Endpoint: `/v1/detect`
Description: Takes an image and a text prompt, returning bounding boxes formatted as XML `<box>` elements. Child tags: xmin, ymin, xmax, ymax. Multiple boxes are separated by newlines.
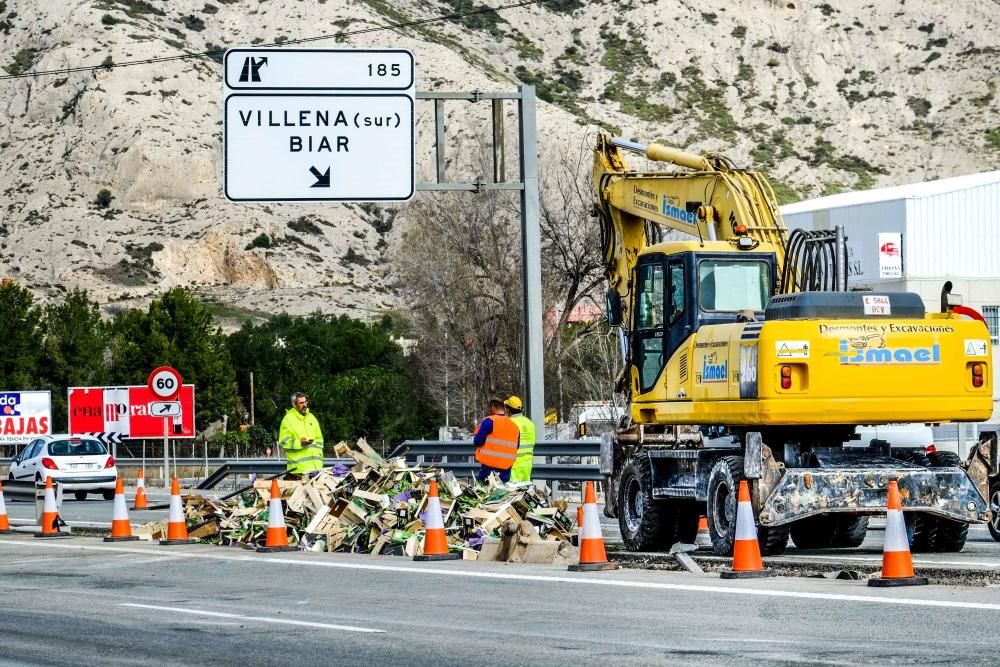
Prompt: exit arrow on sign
<box><xmin>310</xmin><ymin>166</ymin><xmax>330</xmax><ymax>188</ymax></box>
<box><xmin>150</xmin><ymin>401</ymin><xmax>182</xmax><ymax>417</ymax></box>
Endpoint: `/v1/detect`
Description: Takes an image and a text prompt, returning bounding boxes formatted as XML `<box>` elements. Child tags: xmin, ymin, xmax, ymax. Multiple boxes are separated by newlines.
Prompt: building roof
<box><xmin>780</xmin><ymin>170</ymin><xmax>1000</xmax><ymax>215</ymax></box>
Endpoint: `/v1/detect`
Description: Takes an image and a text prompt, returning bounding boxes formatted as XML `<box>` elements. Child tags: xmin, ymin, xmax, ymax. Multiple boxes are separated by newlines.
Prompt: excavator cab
<box><xmin>630</xmin><ymin>243</ymin><xmax>777</xmax><ymax>393</ymax></box>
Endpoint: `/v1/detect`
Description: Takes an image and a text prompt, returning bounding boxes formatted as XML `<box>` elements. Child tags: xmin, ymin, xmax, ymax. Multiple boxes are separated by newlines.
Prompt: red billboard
<box><xmin>68</xmin><ymin>385</ymin><xmax>196</xmax><ymax>439</ymax></box>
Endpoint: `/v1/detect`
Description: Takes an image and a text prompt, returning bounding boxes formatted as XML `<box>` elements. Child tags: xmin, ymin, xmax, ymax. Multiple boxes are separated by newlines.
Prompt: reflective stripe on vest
<box><xmin>286</xmin><ymin>443</ymin><xmax>325</xmax><ymax>473</ymax></box>
<box><xmin>475</xmin><ymin>415</ymin><xmax>520</xmax><ymax>470</ymax></box>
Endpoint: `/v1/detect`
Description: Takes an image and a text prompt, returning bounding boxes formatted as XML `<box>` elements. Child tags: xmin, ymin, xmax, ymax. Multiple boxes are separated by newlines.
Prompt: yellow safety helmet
<box><xmin>503</xmin><ymin>395</ymin><xmax>523</xmax><ymax>411</ymax></box>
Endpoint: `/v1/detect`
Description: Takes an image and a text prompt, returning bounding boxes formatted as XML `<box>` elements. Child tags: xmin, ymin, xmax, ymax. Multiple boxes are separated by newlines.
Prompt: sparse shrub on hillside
<box><xmin>986</xmin><ymin>128</ymin><xmax>1000</xmax><ymax>150</ymax></box>
<box><xmin>288</xmin><ymin>217</ymin><xmax>323</xmax><ymax>236</ymax></box>
<box><xmin>341</xmin><ymin>248</ymin><xmax>371</xmax><ymax>267</ymax></box>
<box><xmin>917</xmin><ymin>23</ymin><xmax>934</xmax><ymax>33</ymax></box>
<box><xmin>94</xmin><ymin>189</ymin><xmax>114</xmax><ymax>208</ymax></box>
<box><xmin>731</xmin><ymin>25</ymin><xmax>747</xmax><ymax>39</ymax></box>
<box><xmin>201</xmin><ymin>3</ymin><xmax>218</xmax><ymax>14</ymax></box>
<box><xmin>907</xmin><ymin>97</ymin><xmax>932</xmax><ymax>117</ymax></box>
<box><xmin>101</xmin><ymin>55</ymin><xmax>114</xmax><ymax>69</ymax></box>
<box><xmin>972</xmin><ymin>82</ymin><xmax>996</xmax><ymax>108</ymax></box>
<box><xmin>818</xmin><ymin>3</ymin><xmax>836</xmax><ymax>16</ymax></box>
<box><xmin>245</xmin><ymin>233</ymin><xmax>272</xmax><ymax>251</ymax></box>
<box><xmin>766</xmin><ymin>58</ymin><xmax>780</xmax><ymax>67</ymax></box>
<box><xmin>542</xmin><ymin>0</ymin><xmax>585</xmax><ymax>13</ymax></box>
<box><xmin>768</xmin><ymin>179</ymin><xmax>800</xmax><ymax>205</ymax></box>
<box><xmin>4</xmin><ymin>48</ymin><xmax>38</xmax><ymax>76</ymax></box>
<box><xmin>701</xmin><ymin>12</ymin><xmax>717</xmax><ymax>25</ymax></box>
<box><xmin>181</xmin><ymin>14</ymin><xmax>206</xmax><ymax>31</ymax></box>
<box><xmin>101</xmin><ymin>13</ymin><xmax>119</xmax><ymax>25</ymax></box>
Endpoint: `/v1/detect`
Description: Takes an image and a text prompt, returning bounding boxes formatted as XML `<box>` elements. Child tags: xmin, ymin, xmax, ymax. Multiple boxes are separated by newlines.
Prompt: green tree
<box><xmin>38</xmin><ymin>289</ymin><xmax>109</xmax><ymax>431</ymax></box>
<box><xmin>227</xmin><ymin>313</ymin><xmax>436</xmax><ymax>448</ymax></box>
<box><xmin>107</xmin><ymin>288</ymin><xmax>237</xmax><ymax>428</ymax></box>
<box><xmin>0</xmin><ymin>281</ymin><xmax>42</xmax><ymax>390</ymax></box>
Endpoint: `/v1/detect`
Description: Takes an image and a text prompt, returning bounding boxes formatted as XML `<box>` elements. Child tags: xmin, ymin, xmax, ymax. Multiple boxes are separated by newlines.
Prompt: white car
<box><xmin>8</xmin><ymin>435</ymin><xmax>118</xmax><ymax>500</ymax></box>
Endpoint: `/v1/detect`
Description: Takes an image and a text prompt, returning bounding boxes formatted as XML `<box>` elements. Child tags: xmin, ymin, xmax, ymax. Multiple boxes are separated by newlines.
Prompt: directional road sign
<box><xmin>150</xmin><ymin>401</ymin><xmax>182</xmax><ymax>418</ymax></box>
<box><xmin>223</xmin><ymin>48</ymin><xmax>415</xmax><ymax>202</ymax></box>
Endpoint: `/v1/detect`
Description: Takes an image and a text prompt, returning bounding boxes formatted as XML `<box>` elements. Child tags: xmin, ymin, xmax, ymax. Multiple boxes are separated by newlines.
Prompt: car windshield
<box><xmin>48</xmin><ymin>439</ymin><xmax>107</xmax><ymax>456</ymax></box>
<box><xmin>698</xmin><ymin>260</ymin><xmax>771</xmax><ymax>312</ymax></box>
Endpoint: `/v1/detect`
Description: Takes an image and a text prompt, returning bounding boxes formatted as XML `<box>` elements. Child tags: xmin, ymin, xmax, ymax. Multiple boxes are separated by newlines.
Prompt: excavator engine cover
<box><xmin>765</xmin><ymin>291</ymin><xmax>926</xmax><ymax>321</ymax></box>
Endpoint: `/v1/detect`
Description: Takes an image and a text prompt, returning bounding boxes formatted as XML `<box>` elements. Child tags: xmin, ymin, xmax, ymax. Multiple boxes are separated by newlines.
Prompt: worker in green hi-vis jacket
<box><xmin>504</xmin><ymin>395</ymin><xmax>536</xmax><ymax>483</ymax></box>
<box><xmin>278</xmin><ymin>392</ymin><xmax>325</xmax><ymax>477</ymax></box>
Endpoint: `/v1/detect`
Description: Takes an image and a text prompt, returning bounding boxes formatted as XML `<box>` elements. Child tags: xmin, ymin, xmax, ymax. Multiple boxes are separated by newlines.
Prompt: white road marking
<box><xmin>120</xmin><ymin>603</ymin><xmax>384</xmax><ymax>633</ymax></box>
<box><xmin>3</xmin><ymin>539</ymin><xmax>1000</xmax><ymax>612</ymax></box>
<box><xmin>781</xmin><ymin>554</ymin><xmax>1000</xmax><ymax>568</ymax></box>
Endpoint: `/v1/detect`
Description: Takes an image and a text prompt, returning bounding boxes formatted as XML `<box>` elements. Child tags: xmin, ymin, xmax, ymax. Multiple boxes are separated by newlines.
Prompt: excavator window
<box><xmin>697</xmin><ymin>259</ymin><xmax>771</xmax><ymax>312</ymax></box>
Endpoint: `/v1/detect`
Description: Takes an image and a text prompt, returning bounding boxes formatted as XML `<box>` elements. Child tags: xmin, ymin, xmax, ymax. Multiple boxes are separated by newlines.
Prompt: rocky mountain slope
<box><xmin>2</xmin><ymin>0</ymin><xmax>998</xmax><ymax>317</ymax></box>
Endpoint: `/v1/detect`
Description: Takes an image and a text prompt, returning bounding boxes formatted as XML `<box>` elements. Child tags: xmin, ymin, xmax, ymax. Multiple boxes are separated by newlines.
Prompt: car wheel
<box><xmin>74</xmin><ymin>490</ymin><xmax>88</xmax><ymax>501</ymax></box>
<box><xmin>102</xmin><ymin>489</ymin><xmax>115</xmax><ymax>501</ymax></box>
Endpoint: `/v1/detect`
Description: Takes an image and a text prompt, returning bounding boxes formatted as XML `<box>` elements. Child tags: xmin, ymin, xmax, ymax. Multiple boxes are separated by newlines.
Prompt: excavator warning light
<box><xmin>734</xmin><ymin>224</ymin><xmax>748</xmax><ymax>235</ymax></box>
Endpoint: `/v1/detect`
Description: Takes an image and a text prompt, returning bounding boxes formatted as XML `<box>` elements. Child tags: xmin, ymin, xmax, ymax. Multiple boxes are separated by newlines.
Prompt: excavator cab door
<box><xmin>632</xmin><ymin>255</ymin><xmax>666</xmax><ymax>394</ymax></box>
<box><xmin>631</xmin><ymin>253</ymin><xmax>695</xmax><ymax>394</ymax></box>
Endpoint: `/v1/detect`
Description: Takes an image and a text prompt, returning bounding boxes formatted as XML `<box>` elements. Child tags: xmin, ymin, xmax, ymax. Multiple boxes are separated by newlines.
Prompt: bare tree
<box><xmin>393</xmin><ymin>131</ymin><xmax>611</xmax><ymax>428</ymax></box>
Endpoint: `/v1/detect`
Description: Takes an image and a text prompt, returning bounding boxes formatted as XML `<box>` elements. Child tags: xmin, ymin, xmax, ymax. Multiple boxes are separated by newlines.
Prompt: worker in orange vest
<box><xmin>472</xmin><ymin>398</ymin><xmax>520</xmax><ymax>483</ymax></box>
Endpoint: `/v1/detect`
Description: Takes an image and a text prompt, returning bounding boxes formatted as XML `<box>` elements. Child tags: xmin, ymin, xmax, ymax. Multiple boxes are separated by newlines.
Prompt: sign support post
<box><xmin>163</xmin><ymin>418</ymin><xmax>170</xmax><ymax>489</ymax></box>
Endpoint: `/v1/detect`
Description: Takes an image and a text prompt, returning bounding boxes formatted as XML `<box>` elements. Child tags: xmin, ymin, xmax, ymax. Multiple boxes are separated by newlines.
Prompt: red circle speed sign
<box><xmin>148</xmin><ymin>366</ymin><xmax>183</xmax><ymax>400</ymax></box>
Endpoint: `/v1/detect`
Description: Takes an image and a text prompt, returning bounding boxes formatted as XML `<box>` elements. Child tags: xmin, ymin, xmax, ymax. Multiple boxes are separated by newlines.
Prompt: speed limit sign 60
<box><xmin>148</xmin><ymin>366</ymin><xmax>183</xmax><ymax>400</ymax></box>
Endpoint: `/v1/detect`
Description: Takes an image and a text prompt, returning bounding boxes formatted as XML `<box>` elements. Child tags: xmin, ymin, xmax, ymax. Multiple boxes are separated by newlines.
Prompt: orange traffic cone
<box><xmin>258</xmin><ymin>479</ymin><xmax>296</xmax><ymax>553</ymax></box>
<box><xmin>869</xmin><ymin>480</ymin><xmax>928</xmax><ymax>587</ymax></box>
<box><xmin>105</xmin><ymin>478</ymin><xmax>139</xmax><ymax>542</ymax></box>
<box><xmin>720</xmin><ymin>481</ymin><xmax>774</xmax><ymax>579</ymax></box>
<box><xmin>159</xmin><ymin>477</ymin><xmax>196</xmax><ymax>545</ymax></box>
<box><xmin>414</xmin><ymin>479</ymin><xmax>460</xmax><ymax>561</ymax></box>
<box><xmin>569</xmin><ymin>481</ymin><xmax>619</xmax><ymax>571</ymax></box>
<box><xmin>0</xmin><ymin>481</ymin><xmax>11</xmax><ymax>534</ymax></box>
<box><xmin>133</xmin><ymin>469</ymin><xmax>148</xmax><ymax>510</ymax></box>
<box><xmin>35</xmin><ymin>477</ymin><xmax>70</xmax><ymax>538</ymax></box>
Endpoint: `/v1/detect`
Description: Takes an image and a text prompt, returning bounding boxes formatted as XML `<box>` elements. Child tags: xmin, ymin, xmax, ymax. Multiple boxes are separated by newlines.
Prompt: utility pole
<box><xmin>249</xmin><ymin>372</ymin><xmax>255</xmax><ymax>426</ymax></box>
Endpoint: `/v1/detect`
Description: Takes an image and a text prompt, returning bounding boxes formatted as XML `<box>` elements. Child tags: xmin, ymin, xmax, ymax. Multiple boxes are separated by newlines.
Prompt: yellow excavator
<box><xmin>593</xmin><ymin>132</ymin><xmax>996</xmax><ymax>554</ymax></box>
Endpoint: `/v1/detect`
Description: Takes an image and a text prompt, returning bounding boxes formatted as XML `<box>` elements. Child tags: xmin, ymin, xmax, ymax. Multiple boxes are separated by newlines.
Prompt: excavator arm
<box><xmin>593</xmin><ymin>132</ymin><xmax>847</xmax><ymax>332</ymax></box>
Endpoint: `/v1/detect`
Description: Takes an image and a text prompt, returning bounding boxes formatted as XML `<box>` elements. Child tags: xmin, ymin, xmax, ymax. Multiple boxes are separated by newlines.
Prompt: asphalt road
<box><xmin>6</xmin><ymin>493</ymin><xmax>1000</xmax><ymax>571</ymax></box>
<box><xmin>1</xmin><ymin>536</ymin><xmax>999</xmax><ymax>666</ymax></box>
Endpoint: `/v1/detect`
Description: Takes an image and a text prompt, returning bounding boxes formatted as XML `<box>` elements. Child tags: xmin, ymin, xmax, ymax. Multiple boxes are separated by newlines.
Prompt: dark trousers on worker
<box><xmin>476</xmin><ymin>465</ymin><xmax>511</xmax><ymax>483</ymax></box>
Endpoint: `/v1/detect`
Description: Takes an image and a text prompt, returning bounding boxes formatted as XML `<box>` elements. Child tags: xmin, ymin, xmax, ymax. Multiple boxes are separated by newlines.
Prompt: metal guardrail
<box><xmin>390</xmin><ymin>439</ymin><xmax>602</xmax><ymax>482</ymax></box>
<box><xmin>195</xmin><ymin>458</ymin><xmax>356</xmax><ymax>490</ymax></box>
<box><xmin>2</xmin><ymin>479</ymin><xmax>45</xmax><ymax>500</ymax></box>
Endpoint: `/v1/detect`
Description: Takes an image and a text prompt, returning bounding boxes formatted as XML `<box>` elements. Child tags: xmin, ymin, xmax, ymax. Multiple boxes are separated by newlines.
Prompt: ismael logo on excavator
<box><xmin>592</xmin><ymin>131</ymin><xmax>995</xmax><ymax>557</ymax></box>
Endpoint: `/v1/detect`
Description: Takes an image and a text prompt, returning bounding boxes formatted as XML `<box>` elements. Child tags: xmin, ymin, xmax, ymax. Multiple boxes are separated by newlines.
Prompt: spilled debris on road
<box><xmin>137</xmin><ymin>439</ymin><xmax>578</xmax><ymax>564</ymax></box>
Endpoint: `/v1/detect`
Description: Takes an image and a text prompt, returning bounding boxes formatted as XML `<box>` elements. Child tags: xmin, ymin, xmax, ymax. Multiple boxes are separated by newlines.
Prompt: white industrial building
<box><xmin>781</xmin><ymin>171</ymin><xmax>1000</xmax><ymax>437</ymax></box>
